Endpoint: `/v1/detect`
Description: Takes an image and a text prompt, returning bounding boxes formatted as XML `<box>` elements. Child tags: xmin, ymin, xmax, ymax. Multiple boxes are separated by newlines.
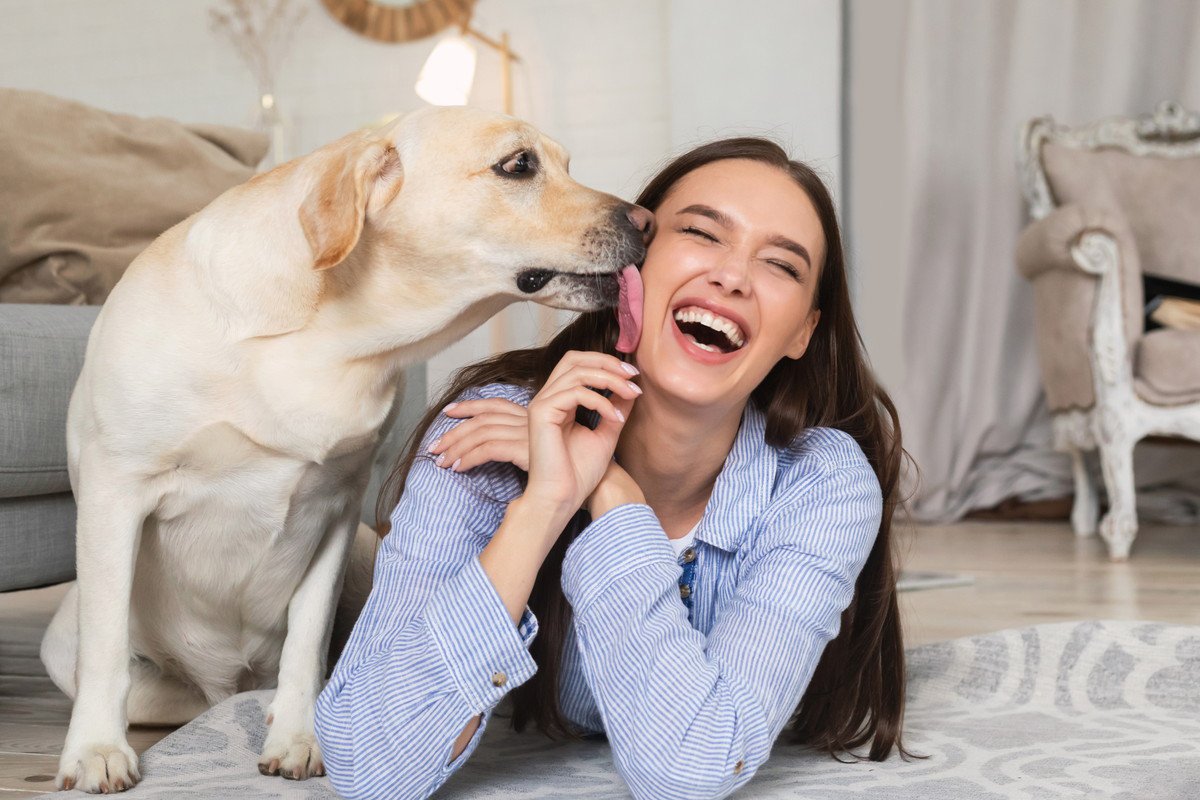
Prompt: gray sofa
<box><xmin>0</xmin><ymin>304</ymin><xmax>98</xmax><ymax>590</ymax></box>
<box><xmin>0</xmin><ymin>302</ymin><xmax>426</xmax><ymax>593</ymax></box>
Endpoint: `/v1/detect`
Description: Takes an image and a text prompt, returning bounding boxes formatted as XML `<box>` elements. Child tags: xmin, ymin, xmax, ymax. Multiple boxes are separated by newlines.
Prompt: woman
<box><xmin>314</xmin><ymin>138</ymin><xmax>909</xmax><ymax>800</ymax></box>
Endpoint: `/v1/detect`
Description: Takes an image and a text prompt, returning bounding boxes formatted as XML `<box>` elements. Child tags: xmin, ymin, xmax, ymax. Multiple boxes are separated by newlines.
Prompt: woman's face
<box><xmin>632</xmin><ymin>158</ymin><xmax>824</xmax><ymax>410</ymax></box>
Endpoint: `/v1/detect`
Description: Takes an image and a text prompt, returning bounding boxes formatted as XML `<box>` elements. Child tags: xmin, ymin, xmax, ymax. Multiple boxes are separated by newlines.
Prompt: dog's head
<box><xmin>298</xmin><ymin>106</ymin><xmax>651</xmax><ymax>313</ymax></box>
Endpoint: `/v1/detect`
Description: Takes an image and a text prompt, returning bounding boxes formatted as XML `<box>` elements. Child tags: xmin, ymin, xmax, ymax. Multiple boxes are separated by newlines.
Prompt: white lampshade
<box><xmin>415</xmin><ymin>35</ymin><xmax>477</xmax><ymax>106</ymax></box>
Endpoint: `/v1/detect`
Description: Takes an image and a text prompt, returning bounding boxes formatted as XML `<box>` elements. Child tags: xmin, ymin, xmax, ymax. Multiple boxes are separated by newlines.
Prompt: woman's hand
<box><xmin>585</xmin><ymin>459</ymin><xmax>647</xmax><ymax>519</ymax></box>
<box><xmin>428</xmin><ymin>398</ymin><xmax>530</xmax><ymax>473</ymax></box>
<box><xmin>429</xmin><ymin>381</ymin><xmax>648</xmax><ymax>519</ymax></box>
<box><xmin>522</xmin><ymin>351</ymin><xmax>642</xmax><ymax>515</ymax></box>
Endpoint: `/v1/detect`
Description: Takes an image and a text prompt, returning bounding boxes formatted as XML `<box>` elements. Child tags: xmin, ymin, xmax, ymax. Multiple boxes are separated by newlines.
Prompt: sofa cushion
<box><xmin>0</xmin><ymin>492</ymin><xmax>76</xmax><ymax>591</ymax></box>
<box><xmin>0</xmin><ymin>304</ymin><xmax>99</xmax><ymax>497</ymax></box>
<box><xmin>0</xmin><ymin>89</ymin><xmax>268</xmax><ymax>304</ymax></box>
<box><xmin>1134</xmin><ymin>328</ymin><xmax>1200</xmax><ymax>405</ymax></box>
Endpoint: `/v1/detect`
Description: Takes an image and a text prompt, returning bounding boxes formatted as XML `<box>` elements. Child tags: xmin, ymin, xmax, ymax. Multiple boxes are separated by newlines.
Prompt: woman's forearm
<box><xmin>448</xmin><ymin>493</ymin><xmax>574</xmax><ymax>763</ymax></box>
<box><xmin>478</xmin><ymin>493</ymin><xmax>576</xmax><ymax>625</ymax></box>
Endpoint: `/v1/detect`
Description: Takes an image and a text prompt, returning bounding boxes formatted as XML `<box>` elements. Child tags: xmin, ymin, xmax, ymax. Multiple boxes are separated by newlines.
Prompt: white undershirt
<box><xmin>668</xmin><ymin>521</ymin><xmax>700</xmax><ymax>558</ymax></box>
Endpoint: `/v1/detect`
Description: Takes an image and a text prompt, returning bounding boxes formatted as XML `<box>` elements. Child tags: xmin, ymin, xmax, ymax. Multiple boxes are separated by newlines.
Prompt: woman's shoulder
<box><xmin>767</xmin><ymin>426</ymin><xmax>881</xmax><ymax>516</ymax></box>
<box><xmin>777</xmin><ymin>426</ymin><xmax>874</xmax><ymax>477</ymax></box>
<box><xmin>750</xmin><ymin>427</ymin><xmax>883</xmax><ymax>553</ymax></box>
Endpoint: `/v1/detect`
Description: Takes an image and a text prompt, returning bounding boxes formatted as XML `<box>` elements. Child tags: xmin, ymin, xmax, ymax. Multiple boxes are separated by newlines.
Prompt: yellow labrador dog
<box><xmin>40</xmin><ymin>106</ymin><xmax>651</xmax><ymax>793</ymax></box>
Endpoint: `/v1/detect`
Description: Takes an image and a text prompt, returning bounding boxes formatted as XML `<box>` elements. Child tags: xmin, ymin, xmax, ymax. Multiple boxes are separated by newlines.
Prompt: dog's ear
<box><xmin>299</xmin><ymin>138</ymin><xmax>403</xmax><ymax>271</ymax></box>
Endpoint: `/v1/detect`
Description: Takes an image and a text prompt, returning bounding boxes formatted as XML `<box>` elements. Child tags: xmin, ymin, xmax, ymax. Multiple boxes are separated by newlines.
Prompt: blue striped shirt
<box><xmin>314</xmin><ymin>382</ymin><xmax>883</xmax><ymax>800</ymax></box>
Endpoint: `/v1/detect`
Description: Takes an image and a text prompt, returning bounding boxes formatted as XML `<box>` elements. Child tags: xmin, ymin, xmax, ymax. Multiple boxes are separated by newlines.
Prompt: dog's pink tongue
<box><xmin>615</xmin><ymin>264</ymin><xmax>643</xmax><ymax>354</ymax></box>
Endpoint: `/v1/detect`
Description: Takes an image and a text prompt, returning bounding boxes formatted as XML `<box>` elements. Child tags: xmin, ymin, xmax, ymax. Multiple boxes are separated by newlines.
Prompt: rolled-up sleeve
<box><xmin>560</xmin><ymin>459</ymin><xmax>882</xmax><ymax>800</ymax></box>
<box><xmin>314</xmin><ymin>389</ymin><xmax>538</xmax><ymax>800</ymax></box>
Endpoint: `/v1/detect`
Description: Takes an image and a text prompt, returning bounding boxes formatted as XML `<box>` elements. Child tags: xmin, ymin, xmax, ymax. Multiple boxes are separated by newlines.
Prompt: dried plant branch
<box><xmin>209</xmin><ymin>0</ymin><xmax>307</xmax><ymax>98</ymax></box>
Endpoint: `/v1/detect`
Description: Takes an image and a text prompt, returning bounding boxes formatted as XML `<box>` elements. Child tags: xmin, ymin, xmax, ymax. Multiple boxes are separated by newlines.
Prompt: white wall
<box><xmin>0</xmin><ymin>0</ymin><xmax>841</xmax><ymax>404</ymax></box>
<box><xmin>667</xmin><ymin>0</ymin><xmax>842</xmax><ymax>201</ymax></box>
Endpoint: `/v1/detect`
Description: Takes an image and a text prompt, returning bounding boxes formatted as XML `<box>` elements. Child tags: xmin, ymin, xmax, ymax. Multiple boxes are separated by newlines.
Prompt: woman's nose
<box><xmin>708</xmin><ymin>254</ymin><xmax>752</xmax><ymax>296</ymax></box>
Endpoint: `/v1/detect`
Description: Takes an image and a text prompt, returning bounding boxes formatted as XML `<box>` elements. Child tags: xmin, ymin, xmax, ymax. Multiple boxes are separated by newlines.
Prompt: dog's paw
<box><xmin>258</xmin><ymin>731</ymin><xmax>325</xmax><ymax>780</ymax></box>
<box><xmin>57</xmin><ymin>742</ymin><xmax>141</xmax><ymax>793</ymax></box>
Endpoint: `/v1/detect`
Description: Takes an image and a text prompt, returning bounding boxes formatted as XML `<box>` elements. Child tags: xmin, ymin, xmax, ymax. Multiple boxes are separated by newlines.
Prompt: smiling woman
<box><xmin>315</xmin><ymin>137</ymin><xmax>911</xmax><ymax>800</ymax></box>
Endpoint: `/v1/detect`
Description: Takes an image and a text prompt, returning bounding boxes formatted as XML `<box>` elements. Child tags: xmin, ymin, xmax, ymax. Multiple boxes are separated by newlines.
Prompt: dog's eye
<box><xmin>495</xmin><ymin>151</ymin><xmax>536</xmax><ymax>177</ymax></box>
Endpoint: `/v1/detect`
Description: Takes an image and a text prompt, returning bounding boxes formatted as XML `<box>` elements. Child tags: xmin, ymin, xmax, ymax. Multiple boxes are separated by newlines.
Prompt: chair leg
<box><xmin>1069</xmin><ymin>447</ymin><xmax>1098</xmax><ymax>537</ymax></box>
<box><xmin>1097</xmin><ymin>436</ymin><xmax>1138</xmax><ymax>561</ymax></box>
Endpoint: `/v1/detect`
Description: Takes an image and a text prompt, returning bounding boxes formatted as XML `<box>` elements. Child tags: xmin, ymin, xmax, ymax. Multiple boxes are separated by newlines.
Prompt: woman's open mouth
<box><xmin>669</xmin><ymin>304</ymin><xmax>748</xmax><ymax>365</ymax></box>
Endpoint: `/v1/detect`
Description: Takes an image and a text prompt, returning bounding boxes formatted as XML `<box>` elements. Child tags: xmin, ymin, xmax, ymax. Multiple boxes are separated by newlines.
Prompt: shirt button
<box><xmin>682</xmin><ymin>547</ymin><xmax>697</xmax><ymax>563</ymax></box>
<box><xmin>733</xmin><ymin>759</ymin><xmax>745</xmax><ymax>774</ymax></box>
<box><xmin>491</xmin><ymin>671</ymin><xmax>507</xmax><ymax>687</ymax></box>
<box><xmin>679</xmin><ymin>584</ymin><xmax>691</xmax><ymax>599</ymax></box>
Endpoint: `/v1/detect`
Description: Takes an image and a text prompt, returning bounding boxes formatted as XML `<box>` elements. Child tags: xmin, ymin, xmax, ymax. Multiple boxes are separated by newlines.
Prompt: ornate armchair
<box><xmin>1016</xmin><ymin>102</ymin><xmax>1200</xmax><ymax>561</ymax></box>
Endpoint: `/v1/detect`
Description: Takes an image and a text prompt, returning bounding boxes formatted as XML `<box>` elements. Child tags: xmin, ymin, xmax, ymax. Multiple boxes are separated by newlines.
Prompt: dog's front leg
<box><xmin>56</xmin><ymin>463</ymin><xmax>152</xmax><ymax>793</ymax></box>
<box><xmin>258</xmin><ymin>514</ymin><xmax>360</xmax><ymax>780</ymax></box>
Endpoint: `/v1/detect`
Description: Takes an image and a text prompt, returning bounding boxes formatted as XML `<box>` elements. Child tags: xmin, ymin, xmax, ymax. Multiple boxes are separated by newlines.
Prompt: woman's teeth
<box><xmin>672</xmin><ymin>306</ymin><xmax>746</xmax><ymax>350</ymax></box>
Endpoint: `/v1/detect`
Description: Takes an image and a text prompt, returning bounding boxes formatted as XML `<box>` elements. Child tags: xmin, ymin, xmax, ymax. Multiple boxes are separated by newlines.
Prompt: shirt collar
<box><xmin>694</xmin><ymin>401</ymin><xmax>777</xmax><ymax>553</ymax></box>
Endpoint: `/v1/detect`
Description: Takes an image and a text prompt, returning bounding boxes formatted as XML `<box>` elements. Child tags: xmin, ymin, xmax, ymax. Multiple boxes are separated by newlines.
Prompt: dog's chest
<box><xmin>241</xmin><ymin>348</ymin><xmax>402</xmax><ymax>466</ymax></box>
<box><xmin>156</xmin><ymin>419</ymin><xmax>371</xmax><ymax>526</ymax></box>
<box><xmin>141</xmin><ymin>424</ymin><xmax>373</xmax><ymax>672</ymax></box>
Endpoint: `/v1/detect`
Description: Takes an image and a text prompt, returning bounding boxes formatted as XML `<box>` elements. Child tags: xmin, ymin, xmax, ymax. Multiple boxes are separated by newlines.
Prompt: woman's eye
<box><xmin>496</xmin><ymin>151</ymin><xmax>534</xmax><ymax>176</ymax></box>
<box><xmin>682</xmin><ymin>226</ymin><xmax>717</xmax><ymax>242</ymax></box>
<box><xmin>769</xmin><ymin>260</ymin><xmax>801</xmax><ymax>278</ymax></box>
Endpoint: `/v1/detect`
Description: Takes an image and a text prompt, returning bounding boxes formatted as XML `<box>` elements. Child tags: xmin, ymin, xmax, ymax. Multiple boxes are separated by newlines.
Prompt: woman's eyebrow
<box><xmin>766</xmin><ymin>234</ymin><xmax>812</xmax><ymax>269</ymax></box>
<box><xmin>677</xmin><ymin>203</ymin><xmax>733</xmax><ymax>228</ymax></box>
<box><xmin>677</xmin><ymin>204</ymin><xmax>811</xmax><ymax>269</ymax></box>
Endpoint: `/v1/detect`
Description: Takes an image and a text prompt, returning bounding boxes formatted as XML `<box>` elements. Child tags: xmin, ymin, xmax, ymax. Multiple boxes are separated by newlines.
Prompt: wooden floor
<box><xmin>2</xmin><ymin>520</ymin><xmax>1198</xmax><ymax>797</ymax></box>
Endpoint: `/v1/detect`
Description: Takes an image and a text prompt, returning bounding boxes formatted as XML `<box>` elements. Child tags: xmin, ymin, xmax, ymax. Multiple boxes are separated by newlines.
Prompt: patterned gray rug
<box><xmin>42</xmin><ymin>620</ymin><xmax>1200</xmax><ymax>799</ymax></box>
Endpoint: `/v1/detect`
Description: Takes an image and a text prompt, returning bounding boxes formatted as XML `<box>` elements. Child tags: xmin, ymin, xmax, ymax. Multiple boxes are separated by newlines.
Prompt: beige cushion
<box><xmin>1043</xmin><ymin>142</ymin><xmax>1200</xmax><ymax>288</ymax></box>
<box><xmin>1038</xmin><ymin>142</ymin><xmax>1200</xmax><ymax>408</ymax></box>
<box><xmin>1134</xmin><ymin>328</ymin><xmax>1200</xmax><ymax>405</ymax></box>
<box><xmin>1015</xmin><ymin>204</ymin><xmax>1144</xmax><ymax>411</ymax></box>
<box><xmin>1041</xmin><ymin>144</ymin><xmax>1152</xmax><ymax>348</ymax></box>
<box><xmin>0</xmin><ymin>89</ymin><xmax>268</xmax><ymax>304</ymax></box>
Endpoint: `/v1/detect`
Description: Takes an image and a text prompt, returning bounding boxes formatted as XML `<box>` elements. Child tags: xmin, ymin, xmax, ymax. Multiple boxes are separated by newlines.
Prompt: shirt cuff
<box><xmin>424</xmin><ymin>555</ymin><xmax>539</xmax><ymax>713</ymax></box>
<box><xmin>560</xmin><ymin>502</ymin><xmax>677</xmax><ymax>613</ymax></box>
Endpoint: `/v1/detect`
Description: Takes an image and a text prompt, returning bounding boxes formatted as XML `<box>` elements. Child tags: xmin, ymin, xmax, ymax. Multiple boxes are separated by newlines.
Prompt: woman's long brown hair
<box><xmin>376</xmin><ymin>138</ymin><xmax>913</xmax><ymax>761</ymax></box>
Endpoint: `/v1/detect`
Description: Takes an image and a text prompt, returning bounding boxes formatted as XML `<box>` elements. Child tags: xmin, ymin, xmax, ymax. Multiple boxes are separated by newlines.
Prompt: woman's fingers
<box><xmin>432</xmin><ymin>424</ymin><xmax>529</xmax><ymax>472</ymax></box>
<box><xmin>543</xmin><ymin>350</ymin><xmax>638</xmax><ymax>393</ymax></box>
<box><xmin>431</xmin><ymin>401</ymin><xmax>526</xmax><ymax>450</ymax></box>
<box><xmin>542</xmin><ymin>366</ymin><xmax>643</xmax><ymax>404</ymax></box>
<box><xmin>431</xmin><ymin>412</ymin><xmax>525</xmax><ymax>450</ymax></box>
<box><xmin>535</xmin><ymin>383</ymin><xmax>630</xmax><ymax>426</ymax></box>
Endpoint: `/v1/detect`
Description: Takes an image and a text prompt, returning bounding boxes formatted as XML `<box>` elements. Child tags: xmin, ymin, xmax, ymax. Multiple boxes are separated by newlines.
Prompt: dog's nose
<box><xmin>625</xmin><ymin>205</ymin><xmax>655</xmax><ymax>240</ymax></box>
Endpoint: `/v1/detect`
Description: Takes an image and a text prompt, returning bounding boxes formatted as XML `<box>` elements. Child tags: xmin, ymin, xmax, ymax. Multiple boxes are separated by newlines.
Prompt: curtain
<box><xmin>851</xmin><ymin>0</ymin><xmax>1200</xmax><ymax>522</ymax></box>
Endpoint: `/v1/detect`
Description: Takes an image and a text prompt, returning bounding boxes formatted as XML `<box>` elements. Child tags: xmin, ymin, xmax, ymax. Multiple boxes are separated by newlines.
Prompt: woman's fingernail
<box><xmin>451</xmin><ymin>458</ymin><xmax>462</xmax><ymax>471</ymax></box>
<box><xmin>627</xmin><ymin>381</ymin><xmax>642</xmax><ymax>394</ymax></box>
<box><xmin>620</xmin><ymin>362</ymin><xmax>639</xmax><ymax>376</ymax></box>
<box><xmin>435</xmin><ymin>453</ymin><xmax>446</xmax><ymax>466</ymax></box>
<box><xmin>615</xmin><ymin>408</ymin><xmax>625</xmax><ymax>422</ymax></box>
<box><xmin>443</xmin><ymin>402</ymin><xmax>458</xmax><ymax>413</ymax></box>
<box><xmin>428</xmin><ymin>437</ymin><xmax>441</xmax><ymax>453</ymax></box>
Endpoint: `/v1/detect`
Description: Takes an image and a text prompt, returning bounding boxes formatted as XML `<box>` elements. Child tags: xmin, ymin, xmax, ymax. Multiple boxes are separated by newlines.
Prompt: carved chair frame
<box><xmin>1017</xmin><ymin>102</ymin><xmax>1200</xmax><ymax>560</ymax></box>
